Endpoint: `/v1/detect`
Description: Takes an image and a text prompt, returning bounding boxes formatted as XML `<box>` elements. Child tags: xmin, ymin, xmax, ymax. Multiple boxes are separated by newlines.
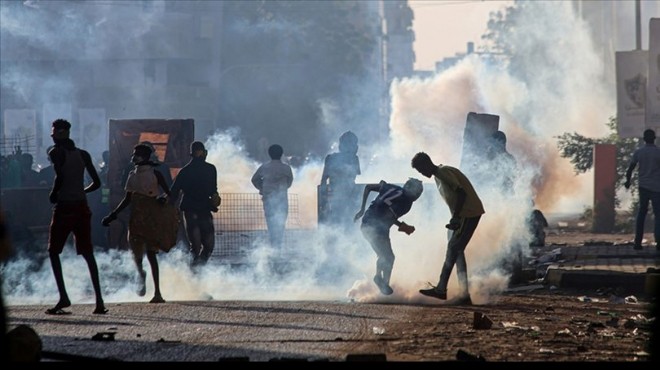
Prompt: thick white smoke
<box><xmin>3</xmin><ymin>2</ymin><xmax>616</xmax><ymax>307</ymax></box>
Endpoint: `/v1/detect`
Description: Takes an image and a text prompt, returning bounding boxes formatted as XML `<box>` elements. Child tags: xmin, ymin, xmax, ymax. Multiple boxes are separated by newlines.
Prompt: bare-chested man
<box><xmin>46</xmin><ymin>118</ymin><xmax>107</xmax><ymax>315</ymax></box>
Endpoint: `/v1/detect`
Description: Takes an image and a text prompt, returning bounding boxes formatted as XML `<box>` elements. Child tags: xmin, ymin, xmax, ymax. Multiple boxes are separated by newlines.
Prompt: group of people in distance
<box><xmin>44</xmin><ymin>118</ymin><xmax>219</xmax><ymax>313</ymax></box>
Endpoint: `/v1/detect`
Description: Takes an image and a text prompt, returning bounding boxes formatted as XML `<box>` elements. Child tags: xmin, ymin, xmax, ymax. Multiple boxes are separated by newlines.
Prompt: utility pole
<box><xmin>636</xmin><ymin>0</ymin><xmax>641</xmax><ymax>50</ymax></box>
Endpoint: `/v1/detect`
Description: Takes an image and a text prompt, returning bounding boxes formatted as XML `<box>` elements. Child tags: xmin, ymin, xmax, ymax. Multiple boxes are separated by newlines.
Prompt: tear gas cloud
<box><xmin>2</xmin><ymin>2</ymin><xmax>618</xmax><ymax>306</ymax></box>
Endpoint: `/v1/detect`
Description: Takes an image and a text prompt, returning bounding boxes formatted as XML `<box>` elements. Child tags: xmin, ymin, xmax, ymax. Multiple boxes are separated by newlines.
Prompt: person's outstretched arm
<box><xmin>81</xmin><ymin>150</ymin><xmax>101</xmax><ymax>193</ymax></box>
<box><xmin>155</xmin><ymin>170</ymin><xmax>170</xmax><ymax>197</ymax></box>
<box><xmin>251</xmin><ymin>166</ymin><xmax>263</xmax><ymax>193</ymax></box>
<box><xmin>354</xmin><ymin>183</ymin><xmax>380</xmax><ymax>222</ymax></box>
<box><xmin>102</xmin><ymin>192</ymin><xmax>132</xmax><ymax>226</ymax></box>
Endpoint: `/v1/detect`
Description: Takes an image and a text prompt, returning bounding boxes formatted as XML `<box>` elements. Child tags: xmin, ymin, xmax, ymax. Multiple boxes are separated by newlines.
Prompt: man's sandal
<box><xmin>45</xmin><ymin>308</ymin><xmax>72</xmax><ymax>315</ymax></box>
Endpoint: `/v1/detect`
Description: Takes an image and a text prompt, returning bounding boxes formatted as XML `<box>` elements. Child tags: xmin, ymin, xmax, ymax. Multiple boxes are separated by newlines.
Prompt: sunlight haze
<box><xmin>410</xmin><ymin>0</ymin><xmax>513</xmax><ymax>70</ymax></box>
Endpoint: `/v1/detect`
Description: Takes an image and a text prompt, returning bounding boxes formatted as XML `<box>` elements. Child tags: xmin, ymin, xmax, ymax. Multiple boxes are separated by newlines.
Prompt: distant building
<box><xmin>573</xmin><ymin>0</ymin><xmax>659</xmax><ymax>85</ymax></box>
<box><xmin>0</xmin><ymin>0</ymin><xmax>418</xmax><ymax>163</ymax></box>
<box><xmin>435</xmin><ymin>42</ymin><xmax>475</xmax><ymax>73</ymax></box>
<box><xmin>426</xmin><ymin>2</ymin><xmax>660</xmax><ymax>82</ymax></box>
<box><xmin>382</xmin><ymin>0</ymin><xmax>416</xmax><ymax>83</ymax></box>
<box><xmin>0</xmin><ymin>0</ymin><xmax>225</xmax><ymax>165</ymax></box>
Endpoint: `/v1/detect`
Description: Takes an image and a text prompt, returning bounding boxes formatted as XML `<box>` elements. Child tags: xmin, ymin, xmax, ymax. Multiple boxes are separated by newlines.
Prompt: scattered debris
<box><xmin>91</xmin><ymin>332</ymin><xmax>115</xmax><ymax>342</ymax></box>
<box><xmin>501</xmin><ymin>322</ymin><xmax>540</xmax><ymax>333</ymax></box>
<box><xmin>473</xmin><ymin>312</ymin><xmax>493</xmax><ymax>330</ymax></box>
<box><xmin>605</xmin><ymin>317</ymin><xmax>619</xmax><ymax>327</ymax></box>
<box><xmin>555</xmin><ymin>328</ymin><xmax>573</xmax><ymax>337</ymax></box>
<box><xmin>587</xmin><ymin>322</ymin><xmax>606</xmax><ymax>332</ymax></box>
<box><xmin>456</xmin><ymin>349</ymin><xmax>486</xmax><ymax>362</ymax></box>
<box><xmin>155</xmin><ymin>338</ymin><xmax>181</xmax><ymax>343</ymax></box>
<box><xmin>608</xmin><ymin>295</ymin><xmax>625</xmax><ymax>304</ymax></box>
<box><xmin>624</xmin><ymin>295</ymin><xmax>638</xmax><ymax>304</ymax></box>
<box><xmin>529</xmin><ymin>248</ymin><xmax>562</xmax><ymax>265</ymax></box>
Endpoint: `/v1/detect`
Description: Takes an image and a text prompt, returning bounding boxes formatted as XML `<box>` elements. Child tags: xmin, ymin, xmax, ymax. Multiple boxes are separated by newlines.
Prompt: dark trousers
<box><xmin>360</xmin><ymin>222</ymin><xmax>394</xmax><ymax>285</ymax></box>
<box><xmin>437</xmin><ymin>215</ymin><xmax>481</xmax><ymax>296</ymax></box>
<box><xmin>182</xmin><ymin>210</ymin><xmax>215</xmax><ymax>266</ymax></box>
<box><xmin>635</xmin><ymin>187</ymin><xmax>660</xmax><ymax>246</ymax></box>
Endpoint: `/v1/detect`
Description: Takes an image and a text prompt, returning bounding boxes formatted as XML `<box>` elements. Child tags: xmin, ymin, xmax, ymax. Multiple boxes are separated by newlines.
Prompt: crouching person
<box><xmin>354</xmin><ymin>178</ymin><xmax>423</xmax><ymax>295</ymax></box>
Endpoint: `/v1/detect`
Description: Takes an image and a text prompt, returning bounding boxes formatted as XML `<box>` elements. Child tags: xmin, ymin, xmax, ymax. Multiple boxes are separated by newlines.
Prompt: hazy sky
<box><xmin>410</xmin><ymin>0</ymin><xmax>513</xmax><ymax>70</ymax></box>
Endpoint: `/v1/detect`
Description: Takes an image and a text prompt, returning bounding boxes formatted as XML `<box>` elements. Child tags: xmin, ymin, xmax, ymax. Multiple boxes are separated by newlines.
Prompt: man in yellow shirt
<box><xmin>411</xmin><ymin>152</ymin><xmax>485</xmax><ymax>305</ymax></box>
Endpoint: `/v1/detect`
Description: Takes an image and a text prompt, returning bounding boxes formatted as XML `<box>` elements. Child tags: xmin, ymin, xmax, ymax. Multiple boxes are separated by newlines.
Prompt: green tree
<box><xmin>555</xmin><ymin>116</ymin><xmax>640</xmax><ymax>213</ymax></box>
<box><xmin>556</xmin><ymin>117</ymin><xmax>637</xmax><ymax>186</ymax></box>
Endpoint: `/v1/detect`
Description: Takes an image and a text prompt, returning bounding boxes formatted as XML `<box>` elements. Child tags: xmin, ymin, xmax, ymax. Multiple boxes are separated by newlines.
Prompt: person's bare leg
<box><xmin>82</xmin><ymin>253</ymin><xmax>107</xmax><ymax>314</ymax></box>
<box><xmin>48</xmin><ymin>252</ymin><xmax>71</xmax><ymax>310</ymax></box>
<box><xmin>132</xmin><ymin>245</ymin><xmax>147</xmax><ymax>297</ymax></box>
<box><xmin>146</xmin><ymin>251</ymin><xmax>164</xmax><ymax>303</ymax></box>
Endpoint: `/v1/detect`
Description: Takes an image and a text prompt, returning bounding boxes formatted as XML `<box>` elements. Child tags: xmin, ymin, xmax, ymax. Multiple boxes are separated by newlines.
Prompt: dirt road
<box><xmin>4</xmin><ymin>231</ymin><xmax>658</xmax><ymax>362</ymax></box>
<box><xmin>4</xmin><ymin>288</ymin><xmax>655</xmax><ymax>362</ymax></box>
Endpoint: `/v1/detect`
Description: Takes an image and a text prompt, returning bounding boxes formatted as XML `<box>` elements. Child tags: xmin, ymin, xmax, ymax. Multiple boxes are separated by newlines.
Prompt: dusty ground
<box><xmin>4</xmin><ymin>231</ymin><xmax>657</xmax><ymax>362</ymax></box>
<box><xmin>383</xmin><ymin>290</ymin><xmax>654</xmax><ymax>362</ymax></box>
<box><xmin>380</xmin><ymin>230</ymin><xmax>657</xmax><ymax>362</ymax></box>
<box><xmin>545</xmin><ymin>230</ymin><xmax>638</xmax><ymax>246</ymax></box>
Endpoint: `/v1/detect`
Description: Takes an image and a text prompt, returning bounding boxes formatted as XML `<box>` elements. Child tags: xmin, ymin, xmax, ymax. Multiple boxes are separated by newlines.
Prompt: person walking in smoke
<box><xmin>411</xmin><ymin>152</ymin><xmax>484</xmax><ymax>305</ymax></box>
<box><xmin>354</xmin><ymin>178</ymin><xmax>423</xmax><ymax>295</ymax></box>
<box><xmin>102</xmin><ymin>144</ymin><xmax>178</xmax><ymax>303</ymax></box>
<box><xmin>317</xmin><ymin>131</ymin><xmax>361</xmax><ymax>282</ymax></box>
<box><xmin>486</xmin><ymin>130</ymin><xmax>525</xmax><ymax>284</ymax></box>
<box><xmin>319</xmin><ymin>131</ymin><xmax>361</xmax><ymax>227</ymax></box>
<box><xmin>169</xmin><ymin>141</ymin><xmax>220</xmax><ymax>268</ymax></box>
<box><xmin>528</xmin><ymin>207</ymin><xmax>548</xmax><ymax>247</ymax></box>
<box><xmin>624</xmin><ymin>128</ymin><xmax>660</xmax><ymax>251</ymax></box>
<box><xmin>251</xmin><ymin>144</ymin><xmax>294</xmax><ymax>250</ymax></box>
<box><xmin>45</xmin><ymin>119</ymin><xmax>107</xmax><ymax>315</ymax></box>
<box><xmin>487</xmin><ymin>130</ymin><xmax>517</xmax><ymax>191</ymax></box>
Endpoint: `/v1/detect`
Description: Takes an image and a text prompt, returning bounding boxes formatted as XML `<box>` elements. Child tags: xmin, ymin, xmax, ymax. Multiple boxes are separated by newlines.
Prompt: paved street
<box><xmin>7</xmin><ymin>300</ymin><xmax>437</xmax><ymax>362</ymax></box>
<box><xmin>4</xmin><ymin>241</ymin><xmax>660</xmax><ymax>362</ymax></box>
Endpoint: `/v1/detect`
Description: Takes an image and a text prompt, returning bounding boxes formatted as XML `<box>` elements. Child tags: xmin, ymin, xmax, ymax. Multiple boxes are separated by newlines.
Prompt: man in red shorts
<box><xmin>46</xmin><ymin>118</ymin><xmax>107</xmax><ymax>315</ymax></box>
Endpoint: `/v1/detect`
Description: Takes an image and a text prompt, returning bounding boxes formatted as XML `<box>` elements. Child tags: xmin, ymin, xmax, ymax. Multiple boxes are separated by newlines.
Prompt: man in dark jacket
<box><xmin>169</xmin><ymin>141</ymin><xmax>219</xmax><ymax>268</ymax></box>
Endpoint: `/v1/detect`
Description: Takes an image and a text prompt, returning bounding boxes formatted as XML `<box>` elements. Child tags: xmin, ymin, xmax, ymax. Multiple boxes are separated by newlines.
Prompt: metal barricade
<box><xmin>211</xmin><ymin>193</ymin><xmax>301</xmax><ymax>262</ymax></box>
